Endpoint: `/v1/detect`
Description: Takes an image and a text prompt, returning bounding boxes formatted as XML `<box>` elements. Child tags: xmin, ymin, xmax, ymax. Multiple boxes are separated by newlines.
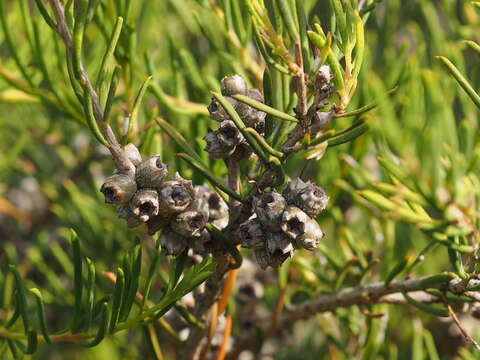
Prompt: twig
<box><xmin>444</xmin><ymin>297</ymin><xmax>480</xmax><ymax>350</ymax></box>
<box><xmin>47</xmin><ymin>0</ymin><xmax>134</xmax><ymax>176</ymax></box>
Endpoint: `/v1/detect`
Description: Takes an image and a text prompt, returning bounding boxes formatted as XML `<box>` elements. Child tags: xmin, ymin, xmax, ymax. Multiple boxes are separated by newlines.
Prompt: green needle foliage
<box><xmin>1</xmin><ymin>0</ymin><xmax>480</xmax><ymax>359</ymax></box>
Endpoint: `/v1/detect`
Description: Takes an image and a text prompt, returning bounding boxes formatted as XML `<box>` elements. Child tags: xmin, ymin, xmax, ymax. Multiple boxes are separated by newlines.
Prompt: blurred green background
<box><xmin>1</xmin><ymin>0</ymin><xmax>480</xmax><ymax>359</ymax></box>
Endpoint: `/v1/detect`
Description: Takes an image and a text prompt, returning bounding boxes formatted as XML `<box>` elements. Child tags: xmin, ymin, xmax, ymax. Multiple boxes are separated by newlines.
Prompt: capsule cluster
<box><xmin>204</xmin><ymin>75</ymin><xmax>266</xmax><ymax>160</ymax></box>
<box><xmin>100</xmin><ymin>144</ymin><xmax>228</xmax><ymax>256</ymax></box>
<box><xmin>238</xmin><ymin>178</ymin><xmax>329</xmax><ymax>269</ymax></box>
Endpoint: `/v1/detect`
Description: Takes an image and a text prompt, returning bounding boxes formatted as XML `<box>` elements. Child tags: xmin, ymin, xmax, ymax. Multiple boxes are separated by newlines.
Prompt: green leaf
<box><xmin>29</xmin><ymin>288</ymin><xmax>51</xmax><ymax>344</ymax></box>
<box><xmin>70</xmin><ymin>229</ymin><xmax>84</xmax><ymax>333</ymax></box>
<box><xmin>232</xmin><ymin>94</ymin><xmax>297</xmax><ymax>123</ymax></box>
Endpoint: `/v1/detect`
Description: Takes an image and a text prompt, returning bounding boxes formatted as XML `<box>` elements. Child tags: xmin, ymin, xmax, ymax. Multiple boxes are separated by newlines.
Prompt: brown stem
<box><xmin>230</xmin><ymin>276</ymin><xmax>473</xmax><ymax>357</ymax></box>
<box><xmin>47</xmin><ymin>0</ymin><xmax>134</xmax><ymax>176</ymax></box>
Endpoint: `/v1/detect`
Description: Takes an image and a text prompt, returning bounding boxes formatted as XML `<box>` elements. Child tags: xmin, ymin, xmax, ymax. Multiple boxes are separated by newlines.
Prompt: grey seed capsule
<box><xmin>236</xmin><ymin>88</ymin><xmax>266</xmax><ymax>134</ymax></box>
<box><xmin>193</xmin><ymin>186</ymin><xmax>229</xmax><ymax>229</ymax></box>
<box><xmin>117</xmin><ymin>204</ymin><xmax>142</xmax><ymax>228</ymax></box>
<box><xmin>159</xmin><ymin>227</ymin><xmax>188</xmax><ymax>256</ymax></box>
<box><xmin>158</xmin><ymin>173</ymin><xmax>195</xmax><ymax>215</ymax></box>
<box><xmin>135</xmin><ymin>156</ymin><xmax>168</xmax><ymax>188</ymax></box>
<box><xmin>266</xmin><ymin>231</ymin><xmax>294</xmax><ymax>256</ymax></box>
<box><xmin>191</xmin><ymin>228</ymin><xmax>213</xmax><ymax>255</ymax></box>
<box><xmin>130</xmin><ymin>189</ymin><xmax>159</xmax><ymax>222</ymax></box>
<box><xmin>171</xmin><ymin>210</ymin><xmax>206</xmax><ymax>238</ymax></box>
<box><xmin>101</xmin><ymin>173</ymin><xmax>137</xmax><ymax>204</ymax></box>
<box><xmin>146</xmin><ymin>215</ymin><xmax>170</xmax><ymax>235</ymax></box>
<box><xmin>220</xmin><ymin>75</ymin><xmax>247</xmax><ymax>96</ymax></box>
<box><xmin>254</xmin><ymin>248</ymin><xmax>271</xmax><ymax>270</ymax></box>
<box><xmin>238</xmin><ymin>216</ymin><xmax>264</xmax><ymax>249</ymax></box>
<box><xmin>281</xmin><ymin>206</ymin><xmax>310</xmax><ymax>239</ymax></box>
<box><xmin>217</xmin><ymin>120</ymin><xmax>244</xmax><ymax>148</ymax></box>
<box><xmin>253</xmin><ymin>191</ymin><xmax>286</xmax><ymax>232</ymax></box>
<box><xmin>283</xmin><ymin>178</ymin><xmax>329</xmax><ymax>218</ymax></box>
<box><xmin>203</xmin><ymin>131</ymin><xmax>235</xmax><ymax>159</ymax></box>
<box><xmin>123</xmin><ymin>143</ymin><xmax>143</xmax><ymax>166</ymax></box>
<box><xmin>295</xmin><ymin>217</ymin><xmax>324</xmax><ymax>251</ymax></box>
<box><xmin>207</xmin><ymin>97</ymin><xmax>238</xmax><ymax>122</ymax></box>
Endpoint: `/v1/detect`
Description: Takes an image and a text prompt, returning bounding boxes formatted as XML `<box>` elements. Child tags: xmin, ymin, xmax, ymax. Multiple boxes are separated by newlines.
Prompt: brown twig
<box><xmin>47</xmin><ymin>0</ymin><xmax>134</xmax><ymax>176</ymax></box>
<box><xmin>444</xmin><ymin>297</ymin><xmax>480</xmax><ymax>350</ymax></box>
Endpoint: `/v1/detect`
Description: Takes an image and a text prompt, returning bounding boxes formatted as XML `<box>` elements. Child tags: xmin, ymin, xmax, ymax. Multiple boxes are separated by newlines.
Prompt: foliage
<box><xmin>1</xmin><ymin>0</ymin><xmax>480</xmax><ymax>359</ymax></box>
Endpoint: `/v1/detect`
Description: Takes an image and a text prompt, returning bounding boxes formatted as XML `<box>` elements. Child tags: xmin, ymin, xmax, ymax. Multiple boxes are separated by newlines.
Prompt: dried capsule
<box><xmin>217</xmin><ymin>120</ymin><xmax>244</xmax><ymax>148</ymax></box>
<box><xmin>231</xmin><ymin>141</ymin><xmax>252</xmax><ymax>161</ymax></box>
<box><xmin>194</xmin><ymin>186</ymin><xmax>229</xmax><ymax>229</ymax></box>
<box><xmin>236</xmin><ymin>88</ymin><xmax>266</xmax><ymax>133</ymax></box>
<box><xmin>238</xmin><ymin>216</ymin><xmax>264</xmax><ymax>249</ymax></box>
<box><xmin>207</xmin><ymin>97</ymin><xmax>238</xmax><ymax>122</ymax></box>
<box><xmin>281</xmin><ymin>206</ymin><xmax>324</xmax><ymax>250</ymax></box>
<box><xmin>159</xmin><ymin>227</ymin><xmax>188</xmax><ymax>256</ymax></box>
<box><xmin>191</xmin><ymin>228</ymin><xmax>213</xmax><ymax>255</ymax></box>
<box><xmin>203</xmin><ymin>131</ymin><xmax>235</xmax><ymax>159</ymax></box>
<box><xmin>266</xmin><ymin>231</ymin><xmax>294</xmax><ymax>257</ymax></box>
<box><xmin>254</xmin><ymin>248</ymin><xmax>271</xmax><ymax>270</ymax></box>
<box><xmin>101</xmin><ymin>173</ymin><xmax>137</xmax><ymax>204</ymax></box>
<box><xmin>158</xmin><ymin>173</ymin><xmax>195</xmax><ymax>215</ymax></box>
<box><xmin>117</xmin><ymin>204</ymin><xmax>142</xmax><ymax>228</ymax></box>
<box><xmin>130</xmin><ymin>189</ymin><xmax>159</xmax><ymax>222</ymax></box>
<box><xmin>236</xmin><ymin>281</ymin><xmax>264</xmax><ymax>305</ymax></box>
<box><xmin>146</xmin><ymin>215</ymin><xmax>170</xmax><ymax>235</ymax></box>
<box><xmin>253</xmin><ymin>191</ymin><xmax>286</xmax><ymax>232</ymax></box>
<box><xmin>283</xmin><ymin>178</ymin><xmax>329</xmax><ymax>218</ymax></box>
<box><xmin>135</xmin><ymin>156</ymin><xmax>168</xmax><ymax>188</ymax></box>
<box><xmin>123</xmin><ymin>143</ymin><xmax>143</xmax><ymax>166</ymax></box>
<box><xmin>281</xmin><ymin>206</ymin><xmax>310</xmax><ymax>239</ymax></box>
<box><xmin>220</xmin><ymin>75</ymin><xmax>247</xmax><ymax>96</ymax></box>
<box><xmin>171</xmin><ymin>210</ymin><xmax>206</xmax><ymax>238</ymax></box>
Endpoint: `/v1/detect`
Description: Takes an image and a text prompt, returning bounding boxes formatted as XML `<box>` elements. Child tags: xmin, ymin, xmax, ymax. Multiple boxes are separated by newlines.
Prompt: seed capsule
<box><xmin>158</xmin><ymin>173</ymin><xmax>195</xmax><ymax>215</ymax></box>
<box><xmin>236</xmin><ymin>88</ymin><xmax>266</xmax><ymax>134</ymax></box>
<box><xmin>254</xmin><ymin>248</ymin><xmax>271</xmax><ymax>270</ymax></box>
<box><xmin>100</xmin><ymin>173</ymin><xmax>137</xmax><ymax>204</ymax></box>
<box><xmin>194</xmin><ymin>186</ymin><xmax>229</xmax><ymax>229</ymax></box>
<box><xmin>266</xmin><ymin>231</ymin><xmax>294</xmax><ymax>257</ymax></box>
<box><xmin>159</xmin><ymin>227</ymin><xmax>188</xmax><ymax>256</ymax></box>
<box><xmin>130</xmin><ymin>189</ymin><xmax>159</xmax><ymax>222</ymax></box>
<box><xmin>191</xmin><ymin>228</ymin><xmax>213</xmax><ymax>255</ymax></box>
<box><xmin>123</xmin><ymin>143</ymin><xmax>143</xmax><ymax>166</ymax></box>
<box><xmin>253</xmin><ymin>191</ymin><xmax>286</xmax><ymax>232</ymax></box>
<box><xmin>207</xmin><ymin>97</ymin><xmax>238</xmax><ymax>122</ymax></box>
<box><xmin>281</xmin><ymin>206</ymin><xmax>324</xmax><ymax>250</ymax></box>
<box><xmin>283</xmin><ymin>178</ymin><xmax>329</xmax><ymax>218</ymax></box>
<box><xmin>146</xmin><ymin>215</ymin><xmax>170</xmax><ymax>235</ymax></box>
<box><xmin>238</xmin><ymin>216</ymin><xmax>264</xmax><ymax>249</ymax></box>
<box><xmin>117</xmin><ymin>204</ymin><xmax>142</xmax><ymax>228</ymax></box>
<box><xmin>217</xmin><ymin>120</ymin><xmax>244</xmax><ymax>148</ymax></box>
<box><xmin>220</xmin><ymin>75</ymin><xmax>247</xmax><ymax>96</ymax></box>
<box><xmin>281</xmin><ymin>206</ymin><xmax>310</xmax><ymax>239</ymax></box>
<box><xmin>203</xmin><ymin>131</ymin><xmax>235</xmax><ymax>159</ymax></box>
<box><xmin>171</xmin><ymin>210</ymin><xmax>206</xmax><ymax>238</ymax></box>
<box><xmin>135</xmin><ymin>156</ymin><xmax>168</xmax><ymax>188</ymax></box>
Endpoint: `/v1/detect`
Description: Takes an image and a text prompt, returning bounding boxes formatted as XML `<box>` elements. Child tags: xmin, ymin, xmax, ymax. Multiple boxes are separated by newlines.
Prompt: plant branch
<box><xmin>47</xmin><ymin>0</ymin><xmax>134</xmax><ymax>176</ymax></box>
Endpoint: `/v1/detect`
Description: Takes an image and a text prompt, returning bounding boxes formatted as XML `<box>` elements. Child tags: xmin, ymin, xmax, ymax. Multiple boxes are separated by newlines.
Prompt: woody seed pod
<box><xmin>203</xmin><ymin>131</ymin><xmax>235</xmax><ymax>159</ymax></box>
<box><xmin>123</xmin><ymin>143</ymin><xmax>143</xmax><ymax>166</ymax></box>
<box><xmin>130</xmin><ymin>189</ymin><xmax>159</xmax><ymax>222</ymax></box>
<box><xmin>207</xmin><ymin>97</ymin><xmax>238</xmax><ymax>122</ymax></box>
<box><xmin>220</xmin><ymin>75</ymin><xmax>247</xmax><ymax>96</ymax></box>
<box><xmin>253</xmin><ymin>191</ymin><xmax>286</xmax><ymax>231</ymax></box>
<box><xmin>117</xmin><ymin>204</ymin><xmax>142</xmax><ymax>228</ymax></box>
<box><xmin>217</xmin><ymin>120</ymin><xmax>244</xmax><ymax>147</ymax></box>
<box><xmin>101</xmin><ymin>173</ymin><xmax>137</xmax><ymax>204</ymax></box>
<box><xmin>159</xmin><ymin>227</ymin><xmax>188</xmax><ymax>256</ymax></box>
<box><xmin>135</xmin><ymin>156</ymin><xmax>168</xmax><ymax>188</ymax></box>
<box><xmin>238</xmin><ymin>216</ymin><xmax>264</xmax><ymax>249</ymax></box>
<box><xmin>171</xmin><ymin>210</ymin><xmax>206</xmax><ymax>238</ymax></box>
<box><xmin>254</xmin><ymin>248</ymin><xmax>271</xmax><ymax>270</ymax></box>
<box><xmin>146</xmin><ymin>215</ymin><xmax>170</xmax><ymax>235</ymax></box>
<box><xmin>191</xmin><ymin>228</ymin><xmax>213</xmax><ymax>255</ymax></box>
<box><xmin>266</xmin><ymin>231</ymin><xmax>294</xmax><ymax>257</ymax></box>
<box><xmin>280</xmin><ymin>206</ymin><xmax>310</xmax><ymax>239</ymax></box>
<box><xmin>236</xmin><ymin>88</ymin><xmax>266</xmax><ymax>134</ymax></box>
<box><xmin>158</xmin><ymin>173</ymin><xmax>195</xmax><ymax>215</ymax></box>
<box><xmin>194</xmin><ymin>186</ymin><xmax>229</xmax><ymax>229</ymax></box>
<box><xmin>283</xmin><ymin>178</ymin><xmax>329</xmax><ymax>218</ymax></box>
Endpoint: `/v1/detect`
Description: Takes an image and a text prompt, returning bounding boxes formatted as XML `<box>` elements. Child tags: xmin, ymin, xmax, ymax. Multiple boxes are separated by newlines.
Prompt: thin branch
<box><xmin>47</xmin><ymin>0</ymin><xmax>134</xmax><ymax>176</ymax></box>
